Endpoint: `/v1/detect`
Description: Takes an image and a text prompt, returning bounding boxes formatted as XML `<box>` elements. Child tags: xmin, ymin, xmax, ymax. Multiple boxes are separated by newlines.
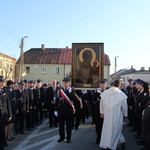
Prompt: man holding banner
<box><xmin>55</xmin><ymin>77</ymin><xmax>76</xmax><ymax>143</ymax></box>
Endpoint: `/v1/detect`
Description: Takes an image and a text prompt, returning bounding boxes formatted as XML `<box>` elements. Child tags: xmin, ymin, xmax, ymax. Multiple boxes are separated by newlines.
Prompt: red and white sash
<box><xmin>75</xmin><ymin>93</ymin><xmax>83</xmax><ymax>109</ymax></box>
<box><xmin>59</xmin><ymin>89</ymin><xmax>76</xmax><ymax>113</ymax></box>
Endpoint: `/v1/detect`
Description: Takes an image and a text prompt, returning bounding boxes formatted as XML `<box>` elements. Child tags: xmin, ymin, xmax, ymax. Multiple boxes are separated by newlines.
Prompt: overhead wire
<box><xmin>0</xmin><ymin>22</ymin><xmax>21</xmax><ymax>41</ymax></box>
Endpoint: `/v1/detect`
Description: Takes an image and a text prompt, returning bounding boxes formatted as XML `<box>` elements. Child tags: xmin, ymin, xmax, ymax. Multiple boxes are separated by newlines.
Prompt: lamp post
<box><xmin>19</xmin><ymin>36</ymin><xmax>27</xmax><ymax>81</ymax></box>
<box><xmin>114</xmin><ymin>56</ymin><xmax>119</xmax><ymax>80</ymax></box>
<box><xmin>114</xmin><ymin>56</ymin><xmax>119</xmax><ymax>73</ymax></box>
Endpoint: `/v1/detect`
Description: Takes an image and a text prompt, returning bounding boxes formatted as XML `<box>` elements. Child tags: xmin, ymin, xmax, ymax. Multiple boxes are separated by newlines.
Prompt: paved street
<box><xmin>5</xmin><ymin>117</ymin><xmax>141</xmax><ymax>150</ymax></box>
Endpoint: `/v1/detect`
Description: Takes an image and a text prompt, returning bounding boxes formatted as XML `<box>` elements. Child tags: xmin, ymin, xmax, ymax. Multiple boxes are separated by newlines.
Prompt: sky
<box><xmin>0</xmin><ymin>0</ymin><xmax>150</xmax><ymax>74</ymax></box>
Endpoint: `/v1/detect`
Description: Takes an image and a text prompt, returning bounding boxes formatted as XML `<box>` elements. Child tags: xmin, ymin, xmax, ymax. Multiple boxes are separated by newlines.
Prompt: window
<box><xmin>6</xmin><ymin>63</ymin><xmax>9</xmax><ymax>71</ymax></box>
<box><xmin>26</xmin><ymin>66</ymin><xmax>30</xmax><ymax>74</ymax></box>
<box><xmin>0</xmin><ymin>59</ymin><xmax>2</xmax><ymax>69</ymax></box>
<box><xmin>42</xmin><ymin>66</ymin><xmax>47</xmax><ymax>74</ymax></box>
<box><xmin>34</xmin><ymin>65</ymin><xmax>38</xmax><ymax>74</ymax></box>
<box><xmin>55</xmin><ymin>67</ymin><xmax>60</xmax><ymax>74</ymax></box>
<box><xmin>10</xmin><ymin>64</ymin><xmax>13</xmax><ymax>70</ymax></box>
<box><xmin>66</xmin><ymin>73</ymin><xmax>69</xmax><ymax>77</ymax></box>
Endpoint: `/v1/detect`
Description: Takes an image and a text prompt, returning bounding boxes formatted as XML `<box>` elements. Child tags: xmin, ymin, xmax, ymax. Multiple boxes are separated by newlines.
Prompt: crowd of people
<box><xmin>0</xmin><ymin>76</ymin><xmax>92</xmax><ymax>150</ymax></box>
<box><xmin>125</xmin><ymin>79</ymin><xmax>150</xmax><ymax>150</ymax></box>
<box><xmin>0</xmin><ymin>75</ymin><xmax>150</xmax><ymax>150</ymax></box>
<box><xmin>94</xmin><ymin>78</ymin><xmax>150</xmax><ymax>150</ymax></box>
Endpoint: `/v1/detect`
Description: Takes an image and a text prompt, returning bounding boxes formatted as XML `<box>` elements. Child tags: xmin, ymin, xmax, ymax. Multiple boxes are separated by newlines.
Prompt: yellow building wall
<box><xmin>0</xmin><ymin>53</ymin><xmax>16</xmax><ymax>81</ymax></box>
<box><xmin>18</xmin><ymin>64</ymin><xmax>109</xmax><ymax>85</ymax></box>
<box><xmin>21</xmin><ymin>64</ymin><xmax>71</xmax><ymax>84</ymax></box>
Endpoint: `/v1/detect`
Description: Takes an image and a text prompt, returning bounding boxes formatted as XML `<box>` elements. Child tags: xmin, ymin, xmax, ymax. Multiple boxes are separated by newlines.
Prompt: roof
<box><xmin>0</xmin><ymin>52</ymin><xmax>16</xmax><ymax>60</ymax></box>
<box><xmin>110</xmin><ymin>68</ymin><xmax>150</xmax><ymax>77</ymax></box>
<box><xmin>18</xmin><ymin>48</ymin><xmax>111</xmax><ymax>65</ymax></box>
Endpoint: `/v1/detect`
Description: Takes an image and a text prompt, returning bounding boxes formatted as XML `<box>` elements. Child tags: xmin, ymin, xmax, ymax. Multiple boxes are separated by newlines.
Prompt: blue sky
<box><xmin>0</xmin><ymin>0</ymin><xmax>150</xmax><ymax>74</ymax></box>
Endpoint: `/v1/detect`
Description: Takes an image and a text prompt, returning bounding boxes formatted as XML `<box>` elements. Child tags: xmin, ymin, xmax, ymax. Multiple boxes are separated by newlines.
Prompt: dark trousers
<box><xmin>128</xmin><ymin>107</ymin><xmax>134</xmax><ymax>125</ymax></box>
<box><xmin>95</xmin><ymin>117</ymin><xmax>103</xmax><ymax>142</ymax></box>
<box><xmin>59</xmin><ymin>113</ymin><xmax>73</xmax><ymax>140</ymax></box>
<box><xmin>0</xmin><ymin>122</ymin><xmax>5</xmax><ymax>150</ymax></box>
<box><xmin>34</xmin><ymin>107</ymin><xmax>39</xmax><ymax>124</ymax></box>
<box><xmin>74</xmin><ymin>109</ymin><xmax>81</xmax><ymax>128</ymax></box>
<box><xmin>49</xmin><ymin>109</ymin><xmax>58</xmax><ymax>127</ymax></box>
<box><xmin>15</xmin><ymin>111</ymin><xmax>25</xmax><ymax>133</ymax></box>
<box><xmin>39</xmin><ymin>106</ymin><xmax>43</xmax><ymax>123</ymax></box>
<box><xmin>144</xmin><ymin>143</ymin><xmax>150</xmax><ymax>150</ymax></box>
<box><xmin>81</xmin><ymin>108</ymin><xmax>85</xmax><ymax>123</ymax></box>
<box><xmin>26</xmin><ymin>111</ymin><xmax>32</xmax><ymax>130</ymax></box>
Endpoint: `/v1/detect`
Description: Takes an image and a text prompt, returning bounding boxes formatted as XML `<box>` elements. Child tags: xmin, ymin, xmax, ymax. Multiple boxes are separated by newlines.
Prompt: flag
<box><xmin>22</xmin><ymin>71</ymin><xmax>27</xmax><ymax>77</ymax></box>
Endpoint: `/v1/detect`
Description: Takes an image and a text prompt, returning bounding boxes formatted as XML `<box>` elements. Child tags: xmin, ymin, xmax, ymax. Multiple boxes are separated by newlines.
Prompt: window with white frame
<box><xmin>42</xmin><ymin>66</ymin><xmax>47</xmax><ymax>74</ymax></box>
<box><xmin>34</xmin><ymin>65</ymin><xmax>38</xmax><ymax>74</ymax></box>
<box><xmin>55</xmin><ymin>67</ymin><xmax>60</xmax><ymax>74</ymax></box>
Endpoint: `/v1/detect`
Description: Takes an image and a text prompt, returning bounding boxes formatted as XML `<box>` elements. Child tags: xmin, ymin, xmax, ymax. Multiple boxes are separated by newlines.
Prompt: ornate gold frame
<box><xmin>72</xmin><ymin>43</ymin><xmax>104</xmax><ymax>89</ymax></box>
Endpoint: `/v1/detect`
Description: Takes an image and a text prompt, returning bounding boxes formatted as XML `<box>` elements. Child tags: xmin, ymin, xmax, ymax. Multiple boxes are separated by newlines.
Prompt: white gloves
<box><xmin>54</xmin><ymin>111</ymin><xmax>58</xmax><ymax>117</ymax></box>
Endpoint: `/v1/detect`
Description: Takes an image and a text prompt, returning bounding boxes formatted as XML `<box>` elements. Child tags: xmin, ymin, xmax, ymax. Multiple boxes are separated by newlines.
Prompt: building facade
<box><xmin>0</xmin><ymin>53</ymin><xmax>16</xmax><ymax>81</ymax></box>
<box><xmin>16</xmin><ymin>45</ymin><xmax>111</xmax><ymax>84</ymax></box>
<box><xmin>110</xmin><ymin>67</ymin><xmax>150</xmax><ymax>86</ymax></box>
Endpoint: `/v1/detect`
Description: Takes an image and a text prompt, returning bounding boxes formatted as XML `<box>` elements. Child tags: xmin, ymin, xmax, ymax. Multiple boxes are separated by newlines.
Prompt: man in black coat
<box><xmin>126</xmin><ymin>79</ymin><xmax>133</xmax><ymax>126</ymax></box>
<box><xmin>92</xmin><ymin>78</ymin><xmax>107</xmax><ymax>144</ymax></box>
<box><xmin>0</xmin><ymin>76</ymin><xmax>12</xmax><ymax>150</ymax></box>
<box><xmin>36</xmin><ymin>79</ymin><xmax>44</xmax><ymax>124</ymax></box>
<box><xmin>46</xmin><ymin>80</ymin><xmax>59</xmax><ymax>127</ymax></box>
<box><xmin>15</xmin><ymin>82</ymin><xmax>27</xmax><ymax>134</ymax></box>
<box><xmin>55</xmin><ymin>77</ymin><xmax>76</xmax><ymax>143</ymax></box>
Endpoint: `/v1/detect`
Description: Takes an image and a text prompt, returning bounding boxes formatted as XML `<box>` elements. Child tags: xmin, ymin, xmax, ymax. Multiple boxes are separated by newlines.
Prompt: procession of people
<box><xmin>0</xmin><ymin>75</ymin><xmax>150</xmax><ymax>150</ymax></box>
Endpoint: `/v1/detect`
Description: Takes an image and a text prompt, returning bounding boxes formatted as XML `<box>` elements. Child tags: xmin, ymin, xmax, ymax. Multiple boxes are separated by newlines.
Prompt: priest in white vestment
<box><xmin>99</xmin><ymin>80</ymin><xmax>128</xmax><ymax>150</ymax></box>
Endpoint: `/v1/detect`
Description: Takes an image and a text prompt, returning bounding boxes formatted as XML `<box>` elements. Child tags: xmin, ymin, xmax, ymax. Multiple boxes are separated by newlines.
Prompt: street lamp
<box><xmin>19</xmin><ymin>36</ymin><xmax>28</xmax><ymax>81</ymax></box>
<box><xmin>114</xmin><ymin>56</ymin><xmax>119</xmax><ymax>73</ymax></box>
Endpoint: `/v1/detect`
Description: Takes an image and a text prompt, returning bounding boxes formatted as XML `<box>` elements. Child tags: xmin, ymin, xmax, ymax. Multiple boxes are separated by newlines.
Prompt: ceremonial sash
<box><xmin>59</xmin><ymin>89</ymin><xmax>76</xmax><ymax>113</ymax></box>
<box><xmin>75</xmin><ymin>93</ymin><xmax>83</xmax><ymax>109</ymax></box>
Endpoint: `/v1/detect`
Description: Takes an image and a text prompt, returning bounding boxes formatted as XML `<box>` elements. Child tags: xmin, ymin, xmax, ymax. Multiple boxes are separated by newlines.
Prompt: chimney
<box><xmin>41</xmin><ymin>44</ymin><xmax>45</xmax><ymax>50</ymax></box>
<box><xmin>66</xmin><ymin>46</ymin><xmax>68</xmax><ymax>49</ymax></box>
<box><xmin>140</xmin><ymin>67</ymin><xmax>145</xmax><ymax>71</ymax></box>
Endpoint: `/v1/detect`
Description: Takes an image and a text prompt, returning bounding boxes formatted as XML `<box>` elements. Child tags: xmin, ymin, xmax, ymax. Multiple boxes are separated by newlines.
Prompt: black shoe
<box><xmin>57</xmin><ymin>138</ymin><xmax>64</xmax><ymax>142</ymax></box>
<box><xmin>129</xmin><ymin>129</ymin><xmax>136</xmax><ymax>131</ymax></box>
<box><xmin>67</xmin><ymin>139</ymin><xmax>71</xmax><ymax>143</ymax></box>
<box><xmin>95</xmin><ymin>141</ymin><xmax>100</xmax><ymax>144</ymax></box>
<box><xmin>6</xmin><ymin>137</ymin><xmax>13</xmax><ymax>141</ymax></box>
<box><xmin>10</xmin><ymin>136</ymin><xmax>15</xmax><ymax>139</ymax></box>
<box><xmin>20</xmin><ymin>132</ymin><xmax>25</xmax><ymax>134</ymax></box>
<box><xmin>121</xmin><ymin>142</ymin><xmax>126</xmax><ymax>149</ymax></box>
<box><xmin>136</xmin><ymin>141</ymin><xmax>144</xmax><ymax>145</ymax></box>
<box><xmin>133</xmin><ymin>134</ymin><xmax>139</xmax><ymax>137</ymax></box>
<box><xmin>4</xmin><ymin>140</ymin><xmax>8</xmax><ymax>147</ymax></box>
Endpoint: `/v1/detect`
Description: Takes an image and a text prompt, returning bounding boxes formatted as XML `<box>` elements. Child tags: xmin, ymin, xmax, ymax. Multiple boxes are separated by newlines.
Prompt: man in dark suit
<box><xmin>0</xmin><ymin>76</ymin><xmax>12</xmax><ymax>150</ymax></box>
<box><xmin>55</xmin><ymin>77</ymin><xmax>76</xmax><ymax>143</ymax></box>
<box><xmin>126</xmin><ymin>79</ymin><xmax>134</xmax><ymax>126</ymax></box>
<box><xmin>15</xmin><ymin>82</ymin><xmax>27</xmax><ymax>134</ymax></box>
<box><xmin>36</xmin><ymin>79</ymin><xmax>44</xmax><ymax>124</ymax></box>
<box><xmin>46</xmin><ymin>80</ymin><xmax>59</xmax><ymax>127</ymax></box>
<box><xmin>92</xmin><ymin>78</ymin><xmax>107</xmax><ymax>144</ymax></box>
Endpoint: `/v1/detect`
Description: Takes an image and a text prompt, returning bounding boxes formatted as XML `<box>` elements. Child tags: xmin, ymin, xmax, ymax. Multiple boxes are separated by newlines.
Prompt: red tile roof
<box><xmin>21</xmin><ymin>48</ymin><xmax>110</xmax><ymax>65</ymax></box>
